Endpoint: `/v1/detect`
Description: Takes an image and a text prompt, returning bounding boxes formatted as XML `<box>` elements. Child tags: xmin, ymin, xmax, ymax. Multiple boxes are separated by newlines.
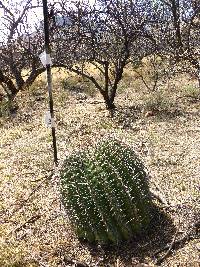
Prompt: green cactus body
<box><xmin>61</xmin><ymin>139</ymin><xmax>153</xmax><ymax>245</ymax></box>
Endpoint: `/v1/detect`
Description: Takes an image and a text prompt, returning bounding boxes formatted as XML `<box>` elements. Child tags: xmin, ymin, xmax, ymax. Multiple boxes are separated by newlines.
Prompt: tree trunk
<box><xmin>102</xmin><ymin>92</ymin><xmax>116</xmax><ymax>111</ymax></box>
<box><xmin>192</xmin><ymin>61</ymin><xmax>200</xmax><ymax>88</ymax></box>
<box><xmin>0</xmin><ymin>70</ymin><xmax>19</xmax><ymax>99</ymax></box>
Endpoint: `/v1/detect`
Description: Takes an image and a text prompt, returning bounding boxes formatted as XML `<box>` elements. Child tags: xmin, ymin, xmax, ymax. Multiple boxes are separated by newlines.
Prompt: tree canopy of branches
<box><xmin>51</xmin><ymin>0</ymin><xmax>155</xmax><ymax>109</ymax></box>
<box><xmin>0</xmin><ymin>0</ymin><xmax>199</xmax><ymax>109</ymax></box>
<box><xmin>150</xmin><ymin>0</ymin><xmax>200</xmax><ymax>85</ymax></box>
<box><xmin>0</xmin><ymin>0</ymin><xmax>45</xmax><ymax>100</ymax></box>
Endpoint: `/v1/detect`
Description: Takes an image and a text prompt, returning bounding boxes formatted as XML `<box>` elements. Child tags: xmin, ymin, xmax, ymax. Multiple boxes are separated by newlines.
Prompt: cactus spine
<box><xmin>61</xmin><ymin>139</ymin><xmax>152</xmax><ymax>244</ymax></box>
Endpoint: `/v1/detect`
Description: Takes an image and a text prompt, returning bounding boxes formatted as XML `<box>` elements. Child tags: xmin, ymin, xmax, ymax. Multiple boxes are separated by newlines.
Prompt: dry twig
<box><xmin>154</xmin><ymin>220</ymin><xmax>200</xmax><ymax>265</ymax></box>
<box><xmin>9</xmin><ymin>171</ymin><xmax>54</xmax><ymax>217</ymax></box>
<box><xmin>12</xmin><ymin>214</ymin><xmax>41</xmax><ymax>234</ymax></box>
<box><xmin>150</xmin><ymin>190</ymin><xmax>169</xmax><ymax>206</ymax></box>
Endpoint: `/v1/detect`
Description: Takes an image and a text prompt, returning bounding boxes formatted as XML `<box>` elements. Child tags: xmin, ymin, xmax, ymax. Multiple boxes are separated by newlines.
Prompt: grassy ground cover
<box><xmin>0</xmin><ymin>69</ymin><xmax>199</xmax><ymax>266</ymax></box>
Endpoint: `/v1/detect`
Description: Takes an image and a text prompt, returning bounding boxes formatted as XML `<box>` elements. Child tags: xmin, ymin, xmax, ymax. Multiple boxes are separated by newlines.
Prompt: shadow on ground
<box><xmin>79</xmin><ymin>206</ymin><xmax>176</xmax><ymax>266</ymax></box>
<box><xmin>111</xmin><ymin>104</ymin><xmax>198</xmax><ymax>130</ymax></box>
<box><xmin>112</xmin><ymin>105</ymin><xmax>142</xmax><ymax>129</ymax></box>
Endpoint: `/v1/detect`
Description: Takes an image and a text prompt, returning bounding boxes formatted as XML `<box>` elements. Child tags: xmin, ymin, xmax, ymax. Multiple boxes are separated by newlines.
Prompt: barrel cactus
<box><xmin>60</xmin><ymin>138</ymin><xmax>153</xmax><ymax>245</ymax></box>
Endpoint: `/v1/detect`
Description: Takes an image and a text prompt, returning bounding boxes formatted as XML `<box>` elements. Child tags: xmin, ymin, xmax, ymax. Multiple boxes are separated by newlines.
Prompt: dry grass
<box><xmin>0</xmin><ymin>69</ymin><xmax>199</xmax><ymax>267</ymax></box>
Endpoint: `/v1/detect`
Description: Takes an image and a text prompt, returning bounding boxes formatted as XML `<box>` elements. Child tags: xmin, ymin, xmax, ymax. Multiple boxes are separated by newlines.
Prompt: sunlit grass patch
<box><xmin>142</xmin><ymin>90</ymin><xmax>174</xmax><ymax>113</ymax></box>
<box><xmin>181</xmin><ymin>84</ymin><xmax>200</xmax><ymax>98</ymax></box>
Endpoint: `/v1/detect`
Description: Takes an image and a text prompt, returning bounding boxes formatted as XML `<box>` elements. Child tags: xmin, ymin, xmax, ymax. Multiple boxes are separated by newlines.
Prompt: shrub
<box><xmin>60</xmin><ymin>139</ymin><xmax>153</xmax><ymax>245</ymax></box>
<box><xmin>182</xmin><ymin>84</ymin><xmax>200</xmax><ymax>99</ymax></box>
<box><xmin>61</xmin><ymin>76</ymin><xmax>96</xmax><ymax>97</ymax></box>
<box><xmin>142</xmin><ymin>90</ymin><xmax>173</xmax><ymax>113</ymax></box>
<box><xmin>0</xmin><ymin>98</ymin><xmax>18</xmax><ymax>117</ymax></box>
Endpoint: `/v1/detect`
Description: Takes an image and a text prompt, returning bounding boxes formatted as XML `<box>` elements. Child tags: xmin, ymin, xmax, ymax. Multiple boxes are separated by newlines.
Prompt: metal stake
<box><xmin>42</xmin><ymin>0</ymin><xmax>58</xmax><ymax>166</ymax></box>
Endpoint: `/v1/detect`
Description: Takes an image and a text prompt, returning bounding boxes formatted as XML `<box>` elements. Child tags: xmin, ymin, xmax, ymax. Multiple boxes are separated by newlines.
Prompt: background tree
<box><xmin>0</xmin><ymin>0</ymin><xmax>199</xmax><ymax>111</ymax></box>
<box><xmin>0</xmin><ymin>0</ymin><xmax>45</xmax><ymax>101</ymax></box>
<box><xmin>152</xmin><ymin>0</ymin><xmax>200</xmax><ymax>86</ymax></box>
<box><xmin>52</xmin><ymin>0</ymin><xmax>154</xmax><ymax>110</ymax></box>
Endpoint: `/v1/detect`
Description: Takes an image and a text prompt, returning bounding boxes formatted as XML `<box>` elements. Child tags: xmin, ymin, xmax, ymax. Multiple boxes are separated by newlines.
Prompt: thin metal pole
<box><xmin>42</xmin><ymin>0</ymin><xmax>58</xmax><ymax>166</ymax></box>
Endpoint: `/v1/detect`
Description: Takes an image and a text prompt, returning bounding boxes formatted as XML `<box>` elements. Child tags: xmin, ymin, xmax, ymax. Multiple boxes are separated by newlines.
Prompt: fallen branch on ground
<box><xmin>150</xmin><ymin>179</ymin><xmax>170</xmax><ymax>206</ymax></box>
<box><xmin>7</xmin><ymin>214</ymin><xmax>42</xmax><ymax>237</ymax></box>
<box><xmin>8</xmin><ymin>170</ymin><xmax>55</xmax><ymax>218</ymax></box>
<box><xmin>150</xmin><ymin>189</ymin><xmax>169</xmax><ymax>206</ymax></box>
<box><xmin>153</xmin><ymin>219</ymin><xmax>200</xmax><ymax>265</ymax></box>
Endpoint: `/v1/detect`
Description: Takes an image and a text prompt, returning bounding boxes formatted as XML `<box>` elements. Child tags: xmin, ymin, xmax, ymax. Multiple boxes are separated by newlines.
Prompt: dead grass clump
<box><xmin>0</xmin><ymin>240</ymin><xmax>31</xmax><ymax>267</ymax></box>
<box><xmin>28</xmin><ymin>76</ymin><xmax>46</xmax><ymax>97</ymax></box>
<box><xmin>181</xmin><ymin>84</ymin><xmax>200</xmax><ymax>99</ymax></box>
<box><xmin>61</xmin><ymin>75</ymin><xmax>97</xmax><ymax>97</ymax></box>
<box><xmin>142</xmin><ymin>90</ymin><xmax>174</xmax><ymax>114</ymax></box>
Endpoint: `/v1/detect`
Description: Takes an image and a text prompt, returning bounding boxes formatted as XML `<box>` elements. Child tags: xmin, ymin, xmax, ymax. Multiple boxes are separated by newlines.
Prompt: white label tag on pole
<box><xmin>44</xmin><ymin>111</ymin><xmax>55</xmax><ymax>128</ymax></box>
<box><xmin>39</xmin><ymin>51</ymin><xmax>52</xmax><ymax>67</ymax></box>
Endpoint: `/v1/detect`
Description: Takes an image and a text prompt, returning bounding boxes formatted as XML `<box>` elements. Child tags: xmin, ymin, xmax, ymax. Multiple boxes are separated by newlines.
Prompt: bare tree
<box><xmin>51</xmin><ymin>0</ymin><xmax>153</xmax><ymax>110</ymax></box>
<box><xmin>1</xmin><ymin>0</ymin><xmax>198</xmax><ymax>111</ymax></box>
<box><xmin>152</xmin><ymin>0</ymin><xmax>200</xmax><ymax>86</ymax></box>
<box><xmin>0</xmin><ymin>0</ymin><xmax>45</xmax><ymax>101</ymax></box>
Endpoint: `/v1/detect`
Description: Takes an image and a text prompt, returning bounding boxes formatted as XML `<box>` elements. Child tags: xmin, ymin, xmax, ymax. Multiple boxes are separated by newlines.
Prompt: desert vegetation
<box><xmin>0</xmin><ymin>0</ymin><xmax>200</xmax><ymax>267</ymax></box>
<box><xmin>0</xmin><ymin>0</ymin><xmax>200</xmax><ymax>108</ymax></box>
